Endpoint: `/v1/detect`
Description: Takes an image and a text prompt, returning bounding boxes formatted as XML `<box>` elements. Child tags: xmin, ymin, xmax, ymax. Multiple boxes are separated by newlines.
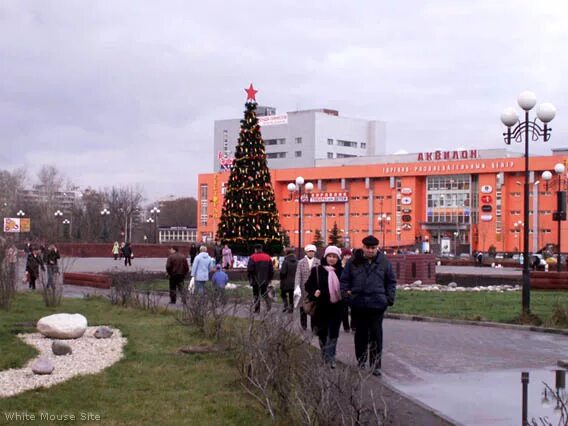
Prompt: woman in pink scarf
<box><xmin>305</xmin><ymin>245</ymin><xmax>344</xmax><ymax>368</ymax></box>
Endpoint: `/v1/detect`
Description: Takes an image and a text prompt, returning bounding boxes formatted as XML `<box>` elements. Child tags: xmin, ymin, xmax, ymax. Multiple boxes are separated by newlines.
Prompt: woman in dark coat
<box><xmin>26</xmin><ymin>246</ymin><xmax>45</xmax><ymax>290</ymax></box>
<box><xmin>279</xmin><ymin>248</ymin><xmax>298</xmax><ymax>313</ymax></box>
<box><xmin>305</xmin><ymin>245</ymin><xmax>344</xmax><ymax>368</ymax></box>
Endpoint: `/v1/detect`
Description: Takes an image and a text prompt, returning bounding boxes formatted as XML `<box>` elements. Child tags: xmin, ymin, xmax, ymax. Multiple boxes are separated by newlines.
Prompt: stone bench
<box><xmin>63</xmin><ymin>272</ymin><xmax>112</xmax><ymax>289</ymax></box>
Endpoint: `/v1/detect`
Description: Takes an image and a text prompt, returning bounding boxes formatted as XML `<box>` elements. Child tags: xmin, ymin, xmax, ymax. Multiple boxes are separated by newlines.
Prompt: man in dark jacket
<box><xmin>279</xmin><ymin>248</ymin><xmax>298</xmax><ymax>313</ymax></box>
<box><xmin>122</xmin><ymin>243</ymin><xmax>133</xmax><ymax>266</ymax></box>
<box><xmin>166</xmin><ymin>246</ymin><xmax>190</xmax><ymax>304</ymax></box>
<box><xmin>340</xmin><ymin>235</ymin><xmax>396</xmax><ymax>376</ymax></box>
<box><xmin>247</xmin><ymin>244</ymin><xmax>274</xmax><ymax>313</ymax></box>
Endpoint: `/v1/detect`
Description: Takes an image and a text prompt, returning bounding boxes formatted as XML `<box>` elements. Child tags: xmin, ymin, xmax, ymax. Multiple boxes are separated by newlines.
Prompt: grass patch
<box><xmin>0</xmin><ymin>293</ymin><xmax>269</xmax><ymax>425</ymax></box>
<box><xmin>134</xmin><ymin>280</ymin><xmax>252</xmax><ymax>299</ymax></box>
<box><xmin>390</xmin><ymin>290</ymin><xmax>568</xmax><ymax>329</ymax></box>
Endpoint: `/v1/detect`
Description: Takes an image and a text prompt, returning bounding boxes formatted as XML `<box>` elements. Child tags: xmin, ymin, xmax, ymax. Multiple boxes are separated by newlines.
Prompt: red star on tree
<box><xmin>245</xmin><ymin>83</ymin><xmax>258</xmax><ymax>101</ymax></box>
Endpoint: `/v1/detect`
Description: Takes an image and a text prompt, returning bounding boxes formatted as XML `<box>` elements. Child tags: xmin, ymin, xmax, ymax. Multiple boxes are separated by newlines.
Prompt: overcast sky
<box><xmin>2</xmin><ymin>1</ymin><xmax>568</xmax><ymax>200</ymax></box>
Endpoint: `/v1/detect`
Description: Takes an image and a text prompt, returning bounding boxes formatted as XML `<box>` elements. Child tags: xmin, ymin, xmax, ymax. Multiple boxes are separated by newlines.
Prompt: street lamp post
<box><xmin>378</xmin><ymin>213</ymin><xmax>391</xmax><ymax>251</ymax></box>
<box><xmin>453</xmin><ymin>231</ymin><xmax>459</xmax><ymax>257</ymax></box>
<box><xmin>542</xmin><ymin>163</ymin><xmax>567</xmax><ymax>272</ymax></box>
<box><xmin>146</xmin><ymin>217</ymin><xmax>154</xmax><ymax>243</ymax></box>
<box><xmin>150</xmin><ymin>206</ymin><xmax>160</xmax><ymax>244</ymax></box>
<box><xmin>16</xmin><ymin>210</ymin><xmax>25</xmax><ymax>241</ymax></box>
<box><xmin>501</xmin><ymin>91</ymin><xmax>556</xmax><ymax>313</ymax></box>
<box><xmin>100</xmin><ymin>208</ymin><xmax>110</xmax><ymax>242</ymax></box>
<box><xmin>54</xmin><ymin>210</ymin><xmax>63</xmax><ymax>240</ymax></box>
<box><xmin>287</xmin><ymin>176</ymin><xmax>314</xmax><ymax>255</ymax></box>
<box><xmin>62</xmin><ymin>219</ymin><xmax>71</xmax><ymax>241</ymax></box>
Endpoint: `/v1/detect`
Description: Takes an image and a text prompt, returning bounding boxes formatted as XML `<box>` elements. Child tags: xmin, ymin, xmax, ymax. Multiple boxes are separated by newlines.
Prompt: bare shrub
<box><xmin>178</xmin><ymin>287</ymin><xmax>244</xmax><ymax>341</ymax></box>
<box><xmin>529</xmin><ymin>382</ymin><xmax>567</xmax><ymax>426</ymax></box>
<box><xmin>40</xmin><ymin>256</ymin><xmax>74</xmax><ymax>307</ymax></box>
<box><xmin>0</xmin><ymin>239</ymin><xmax>17</xmax><ymax>309</ymax></box>
<box><xmin>550</xmin><ymin>303</ymin><xmax>568</xmax><ymax>328</ymax></box>
<box><xmin>107</xmin><ymin>270</ymin><xmax>157</xmax><ymax>306</ymax></box>
<box><xmin>232</xmin><ymin>309</ymin><xmax>388</xmax><ymax>424</ymax></box>
<box><xmin>131</xmin><ymin>290</ymin><xmax>163</xmax><ymax>312</ymax></box>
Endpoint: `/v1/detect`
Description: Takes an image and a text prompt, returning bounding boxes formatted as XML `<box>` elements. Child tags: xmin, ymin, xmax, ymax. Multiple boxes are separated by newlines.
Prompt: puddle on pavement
<box><xmin>395</xmin><ymin>367</ymin><xmax>567</xmax><ymax>425</ymax></box>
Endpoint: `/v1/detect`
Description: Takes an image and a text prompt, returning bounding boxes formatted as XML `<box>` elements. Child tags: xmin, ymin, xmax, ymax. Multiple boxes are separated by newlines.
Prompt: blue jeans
<box><xmin>194</xmin><ymin>280</ymin><xmax>206</xmax><ymax>295</ymax></box>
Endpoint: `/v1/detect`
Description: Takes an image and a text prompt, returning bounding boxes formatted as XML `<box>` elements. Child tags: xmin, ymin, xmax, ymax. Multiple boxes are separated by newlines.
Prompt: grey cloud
<box><xmin>1</xmin><ymin>0</ymin><xmax>568</xmax><ymax>199</ymax></box>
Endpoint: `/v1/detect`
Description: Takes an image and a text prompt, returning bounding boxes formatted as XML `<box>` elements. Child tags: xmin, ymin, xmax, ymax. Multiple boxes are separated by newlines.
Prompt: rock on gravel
<box><xmin>37</xmin><ymin>313</ymin><xmax>88</xmax><ymax>339</ymax></box>
<box><xmin>0</xmin><ymin>327</ymin><xmax>127</xmax><ymax>398</ymax></box>
<box><xmin>52</xmin><ymin>341</ymin><xmax>72</xmax><ymax>356</ymax></box>
<box><xmin>31</xmin><ymin>357</ymin><xmax>54</xmax><ymax>375</ymax></box>
<box><xmin>94</xmin><ymin>326</ymin><xmax>113</xmax><ymax>339</ymax></box>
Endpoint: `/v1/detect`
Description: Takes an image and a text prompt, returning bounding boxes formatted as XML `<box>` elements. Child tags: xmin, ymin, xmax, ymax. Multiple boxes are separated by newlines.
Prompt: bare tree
<box><xmin>158</xmin><ymin>197</ymin><xmax>197</xmax><ymax>227</ymax></box>
<box><xmin>0</xmin><ymin>168</ymin><xmax>27</xmax><ymax>217</ymax></box>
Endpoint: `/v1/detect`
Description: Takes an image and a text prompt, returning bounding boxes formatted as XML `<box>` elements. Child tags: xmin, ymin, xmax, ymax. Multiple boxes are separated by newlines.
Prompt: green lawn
<box><xmin>0</xmin><ymin>293</ymin><xmax>269</xmax><ymax>425</ymax></box>
<box><xmin>390</xmin><ymin>290</ymin><xmax>568</xmax><ymax>328</ymax></box>
<box><xmin>135</xmin><ymin>279</ymin><xmax>252</xmax><ymax>299</ymax></box>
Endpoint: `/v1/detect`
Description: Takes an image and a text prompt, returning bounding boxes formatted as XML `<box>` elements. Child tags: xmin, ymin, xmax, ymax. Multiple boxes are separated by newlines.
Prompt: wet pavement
<box><xmin>15</xmin><ymin>258</ymin><xmax>568</xmax><ymax>425</ymax></box>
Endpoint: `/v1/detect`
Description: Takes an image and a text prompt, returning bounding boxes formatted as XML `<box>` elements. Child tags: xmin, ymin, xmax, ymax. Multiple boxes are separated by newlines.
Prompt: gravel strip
<box><xmin>0</xmin><ymin>327</ymin><xmax>127</xmax><ymax>398</ymax></box>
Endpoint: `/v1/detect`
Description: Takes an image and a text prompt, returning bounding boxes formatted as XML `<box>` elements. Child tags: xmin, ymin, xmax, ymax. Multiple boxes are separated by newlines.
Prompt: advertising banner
<box><xmin>3</xmin><ymin>218</ymin><xmax>20</xmax><ymax>233</ymax></box>
<box><xmin>3</xmin><ymin>217</ymin><xmax>31</xmax><ymax>233</ymax></box>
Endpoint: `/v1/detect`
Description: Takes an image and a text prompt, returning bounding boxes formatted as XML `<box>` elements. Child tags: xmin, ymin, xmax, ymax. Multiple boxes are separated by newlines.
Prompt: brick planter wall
<box><xmin>57</xmin><ymin>243</ymin><xmax>193</xmax><ymax>258</ymax></box>
<box><xmin>436</xmin><ymin>273</ymin><xmax>522</xmax><ymax>287</ymax></box>
<box><xmin>387</xmin><ymin>254</ymin><xmax>437</xmax><ymax>285</ymax></box>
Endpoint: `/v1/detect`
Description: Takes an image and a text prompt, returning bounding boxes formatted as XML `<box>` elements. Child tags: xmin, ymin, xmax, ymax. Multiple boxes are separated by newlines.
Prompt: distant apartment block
<box><xmin>213</xmin><ymin>107</ymin><xmax>386</xmax><ymax>172</ymax></box>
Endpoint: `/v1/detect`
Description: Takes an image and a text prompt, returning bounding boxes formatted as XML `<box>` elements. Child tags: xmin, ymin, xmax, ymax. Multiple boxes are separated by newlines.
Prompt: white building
<box><xmin>213</xmin><ymin>107</ymin><xmax>386</xmax><ymax>172</ymax></box>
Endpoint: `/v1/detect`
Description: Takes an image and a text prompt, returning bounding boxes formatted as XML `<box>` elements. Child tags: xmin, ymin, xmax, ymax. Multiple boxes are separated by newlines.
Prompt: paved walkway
<box><xmin>14</xmin><ymin>258</ymin><xmax>568</xmax><ymax>425</ymax></box>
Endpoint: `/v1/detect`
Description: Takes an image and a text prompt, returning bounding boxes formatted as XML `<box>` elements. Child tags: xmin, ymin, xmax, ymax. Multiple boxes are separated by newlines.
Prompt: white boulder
<box><xmin>37</xmin><ymin>313</ymin><xmax>88</xmax><ymax>339</ymax></box>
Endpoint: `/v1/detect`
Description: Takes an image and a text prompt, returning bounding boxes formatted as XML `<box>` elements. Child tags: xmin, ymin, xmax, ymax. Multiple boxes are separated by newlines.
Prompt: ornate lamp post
<box><xmin>287</xmin><ymin>176</ymin><xmax>314</xmax><ymax>255</ymax></box>
<box><xmin>542</xmin><ymin>163</ymin><xmax>567</xmax><ymax>272</ymax></box>
<box><xmin>54</xmin><ymin>210</ymin><xmax>63</xmax><ymax>240</ymax></box>
<box><xmin>501</xmin><ymin>91</ymin><xmax>556</xmax><ymax>314</ymax></box>
<box><xmin>150</xmin><ymin>206</ymin><xmax>160</xmax><ymax>244</ymax></box>
<box><xmin>378</xmin><ymin>213</ymin><xmax>391</xmax><ymax>251</ymax></box>
<box><xmin>100</xmin><ymin>207</ymin><xmax>110</xmax><ymax>242</ymax></box>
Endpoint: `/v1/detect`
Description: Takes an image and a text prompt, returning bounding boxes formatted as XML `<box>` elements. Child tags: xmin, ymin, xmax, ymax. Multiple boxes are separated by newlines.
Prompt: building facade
<box><xmin>198</xmin><ymin>149</ymin><xmax>568</xmax><ymax>255</ymax></box>
<box><xmin>158</xmin><ymin>226</ymin><xmax>197</xmax><ymax>244</ymax></box>
<box><xmin>213</xmin><ymin>107</ymin><xmax>386</xmax><ymax>172</ymax></box>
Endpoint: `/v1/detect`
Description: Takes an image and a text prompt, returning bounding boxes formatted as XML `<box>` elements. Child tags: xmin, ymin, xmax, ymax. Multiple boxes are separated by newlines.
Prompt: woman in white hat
<box><xmin>305</xmin><ymin>245</ymin><xmax>344</xmax><ymax>368</ymax></box>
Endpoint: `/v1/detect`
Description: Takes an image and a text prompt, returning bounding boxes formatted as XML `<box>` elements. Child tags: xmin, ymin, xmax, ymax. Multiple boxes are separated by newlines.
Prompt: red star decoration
<box><xmin>245</xmin><ymin>83</ymin><xmax>258</xmax><ymax>101</ymax></box>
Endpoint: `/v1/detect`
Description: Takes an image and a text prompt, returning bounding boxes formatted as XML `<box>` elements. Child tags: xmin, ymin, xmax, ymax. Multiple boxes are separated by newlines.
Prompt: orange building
<box><xmin>198</xmin><ymin>148</ymin><xmax>568</xmax><ymax>256</ymax></box>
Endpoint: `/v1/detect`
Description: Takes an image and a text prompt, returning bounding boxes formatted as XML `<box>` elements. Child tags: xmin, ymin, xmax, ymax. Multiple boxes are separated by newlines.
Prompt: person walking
<box><xmin>305</xmin><ymin>245</ymin><xmax>344</xmax><ymax>368</ymax></box>
<box><xmin>279</xmin><ymin>248</ymin><xmax>298</xmax><ymax>313</ymax></box>
<box><xmin>211</xmin><ymin>264</ymin><xmax>229</xmax><ymax>303</ymax></box>
<box><xmin>340</xmin><ymin>235</ymin><xmax>397</xmax><ymax>376</ymax></box>
<box><xmin>44</xmin><ymin>244</ymin><xmax>61</xmax><ymax>288</ymax></box>
<box><xmin>247</xmin><ymin>244</ymin><xmax>274</xmax><ymax>313</ymax></box>
<box><xmin>122</xmin><ymin>242</ymin><xmax>133</xmax><ymax>266</ymax></box>
<box><xmin>341</xmin><ymin>248</ymin><xmax>353</xmax><ymax>332</ymax></box>
<box><xmin>112</xmin><ymin>241</ymin><xmax>120</xmax><ymax>260</ymax></box>
<box><xmin>189</xmin><ymin>243</ymin><xmax>198</xmax><ymax>264</ymax></box>
<box><xmin>222</xmin><ymin>244</ymin><xmax>233</xmax><ymax>269</ymax></box>
<box><xmin>214</xmin><ymin>241</ymin><xmax>223</xmax><ymax>267</ymax></box>
<box><xmin>294</xmin><ymin>244</ymin><xmax>320</xmax><ymax>330</ymax></box>
<box><xmin>166</xmin><ymin>246</ymin><xmax>189</xmax><ymax>304</ymax></box>
<box><xmin>26</xmin><ymin>245</ymin><xmax>45</xmax><ymax>290</ymax></box>
<box><xmin>191</xmin><ymin>246</ymin><xmax>212</xmax><ymax>295</ymax></box>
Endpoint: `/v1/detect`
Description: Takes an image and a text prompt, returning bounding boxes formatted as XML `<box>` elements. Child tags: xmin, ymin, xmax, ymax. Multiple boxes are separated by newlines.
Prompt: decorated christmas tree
<box><xmin>216</xmin><ymin>84</ymin><xmax>283</xmax><ymax>255</ymax></box>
